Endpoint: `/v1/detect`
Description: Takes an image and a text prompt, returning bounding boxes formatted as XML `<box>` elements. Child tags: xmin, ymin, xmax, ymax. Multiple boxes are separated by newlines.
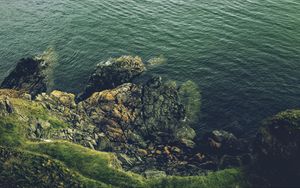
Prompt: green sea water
<box><xmin>0</xmin><ymin>0</ymin><xmax>299</xmax><ymax>135</ymax></box>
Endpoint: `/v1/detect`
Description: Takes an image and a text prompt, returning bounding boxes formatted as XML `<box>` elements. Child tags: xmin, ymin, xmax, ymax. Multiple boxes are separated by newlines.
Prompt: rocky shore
<box><xmin>0</xmin><ymin>51</ymin><xmax>299</xmax><ymax>187</ymax></box>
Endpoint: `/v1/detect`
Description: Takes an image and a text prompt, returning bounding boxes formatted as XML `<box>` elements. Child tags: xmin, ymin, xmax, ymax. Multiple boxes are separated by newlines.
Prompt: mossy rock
<box><xmin>178</xmin><ymin>80</ymin><xmax>201</xmax><ymax>126</ymax></box>
<box><xmin>254</xmin><ymin>109</ymin><xmax>300</xmax><ymax>187</ymax></box>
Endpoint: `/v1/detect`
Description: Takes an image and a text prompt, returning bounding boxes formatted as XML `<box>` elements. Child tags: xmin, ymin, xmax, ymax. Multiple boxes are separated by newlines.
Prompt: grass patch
<box><xmin>0</xmin><ymin>146</ymin><xmax>108</xmax><ymax>187</ymax></box>
<box><xmin>0</xmin><ymin>115</ymin><xmax>26</xmax><ymax>147</ymax></box>
<box><xmin>11</xmin><ymin>98</ymin><xmax>70</xmax><ymax>130</ymax></box>
<box><xmin>24</xmin><ymin>141</ymin><xmax>146</xmax><ymax>188</ymax></box>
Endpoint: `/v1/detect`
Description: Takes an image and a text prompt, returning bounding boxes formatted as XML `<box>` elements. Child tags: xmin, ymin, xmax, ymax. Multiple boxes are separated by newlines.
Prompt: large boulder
<box><xmin>1</xmin><ymin>58</ymin><xmax>47</xmax><ymax>97</ymax></box>
<box><xmin>254</xmin><ymin>110</ymin><xmax>300</xmax><ymax>186</ymax></box>
<box><xmin>1</xmin><ymin>49</ymin><xmax>56</xmax><ymax>97</ymax></box>
<box><xmin>77</xmin><ymin>56</ymin><xmax>146</xmax><ymax>101</ymax></box>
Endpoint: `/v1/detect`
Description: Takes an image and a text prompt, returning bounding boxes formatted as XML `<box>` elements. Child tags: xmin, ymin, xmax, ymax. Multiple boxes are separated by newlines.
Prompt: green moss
<box><xmin>24</xmin><ymin>141</ymin><xmax>146</xmax><ymax>188</ymax></box>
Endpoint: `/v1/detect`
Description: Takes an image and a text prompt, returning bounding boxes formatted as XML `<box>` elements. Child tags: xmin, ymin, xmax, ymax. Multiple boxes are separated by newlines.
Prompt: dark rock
<box><xmin>203</xmin><ymin>130</ymin><xmax>249</xmax><ymax>156</ymax></box>
<box><xmin>77</xmin><ymin>56</ymin><xmax>146</xmax><ymax>101</ymax></box>
<box><xmin>1</xmin><ymin>57</ymin><xmax>48</xmax><ymax>97</ymax></box>
<box><xmin>1</xmin><ymin>49</ymin><xmax>56</xmax><ymax>97</ymax></box>
<box><xmin>219</xmin><ymin>155</ymin><xmax>242</xmax><ymax>169</ymax></box>
<box><xmin>254</xmin><ymin>110</ymin><xmax>300</xmax><ymax>186</ymax></box>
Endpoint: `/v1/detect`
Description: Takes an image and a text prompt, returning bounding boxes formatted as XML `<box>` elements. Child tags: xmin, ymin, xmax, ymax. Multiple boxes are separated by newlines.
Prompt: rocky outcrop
<box><xmin>253</xmin><ymin>110</ymin><xmax>300</xmax><ymax>186</ymax></box>
<box><xmin>1</xmin><ymin>49</ymin><xmax>56</xmax><ymax>97</ymax></box>
<box><xmin>77</xmin><ymin>56</ymin><xmax>146</xmax><ymax>101</ymax></box>
<box><xmin>1</xmin><ymin>57</ymin><xmax>48</xmax><ymax>97</ymax></box>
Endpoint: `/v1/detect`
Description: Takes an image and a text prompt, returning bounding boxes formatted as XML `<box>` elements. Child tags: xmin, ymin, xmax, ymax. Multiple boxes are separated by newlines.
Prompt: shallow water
<box><xmin>1</xmin><ymin>0</ymin><xmax>300</xmax><ymax>135</ymax></box>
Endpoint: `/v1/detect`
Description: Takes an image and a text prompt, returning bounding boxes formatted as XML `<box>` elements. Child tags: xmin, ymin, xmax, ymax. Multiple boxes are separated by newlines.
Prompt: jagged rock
<box><xmin>1</xmin><ymin>57</ymin><xmax>47</xmax><ymax>97</ymax></box>
<box><xmin>1</xmin><ymin>49</ymin><xmax>56</xmax><ymax>97</ymax></box>
<box><xmin>0</xmin><ymin>98</ymin><xmax>14</xmax><ymax>116</ymax></box>
<box><xmin>49</xmin><ymin>90</ymin><xmax>76</xmax><ymax>109</ymax></box>
<box><xmin>143</xmin><ymin>170</ymin><xmax>167</xmax><ymax>179</ymax></box>
<box><xmin>77</xmin><ymin>56</ymin><xmax>146</xmax><ymax>101</ymax></box>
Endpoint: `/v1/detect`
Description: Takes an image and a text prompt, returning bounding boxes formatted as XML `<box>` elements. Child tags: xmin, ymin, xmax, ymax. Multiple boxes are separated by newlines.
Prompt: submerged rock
<box><xmin>178</xmin><ymin>80</ymin><xmax>201</xmax><ymax>126</ymax></box>
<box><xmin>147</xmin><ymin>55</ymin><xmax>167</xmax><ymax>66</ymax></box>
<box><xmin>77</xmin><ymin>56</ymin><xmax>146</xmax><ymax>101</ymax></box>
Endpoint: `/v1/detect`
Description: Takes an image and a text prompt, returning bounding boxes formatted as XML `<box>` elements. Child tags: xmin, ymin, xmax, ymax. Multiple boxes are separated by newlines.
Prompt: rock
<box><xmin>210</xmin><ymin>130</ymin><xmax>237</xmax><ymax>143</ymax></box>
<box><xmin>1</xmin><ymin>49</ymin><xmax>56</xmax><ymax>97</ymax></box>
<box><xmin>1</xmin><ymin>57</ymin><xmax>47</xmax><ymax>97</ymax></box>
<box><xmin>180</xmin><ymin>138</ymin><xmax>196</xmax><ymax>149</ymax></box>
<box><xmin>203</xmin><ymin>130</ymin><xmax>248</xmax><ymax>155</ymax></box>
<box><xmin>77</xmin><ymin>56</ymin><xmax>146</xmax><ymax>101</ymax></box>
<box><xmin>254</xmin><ymin>110</ymin><xmax>300</xmax><ymax>186</ymax></box>
<box><xmin>195</xmin><ymin>153</ymin><xmax>205</xmax><ymax>161</ymax></box>
<box><xmin>50</xmin><ymin>90</ymin><xmax>76</xmax><ymax>109</ymax></box>
<box><xmin>117</xmin><ymin>153</ymin><xmax>134</xmax><ymax>167</ymax></box>
<box><xmin>219</xmin><ymin>155</ymin><xmax>242</xmax><ymax>169</ymax></box>
<box><xmin>0</xmin><ymin>98</ymin><xmax>14</xmax><ymax>116</ymax></box>
<box><xmin>137</xmin><ymin>149</ymin><xmax>148</xmax><ymax>156</ymax></box>
<box><xmin>147</xmin><ymin>55</ymin><xmax>167</xmax><ymax>66</ymax></box>
<box><xmin>176</xmin><ymin>126</ymin><xmax>196</xmax><ymax>141</ymax></box>
<box><xmin>171</xmin><ymin>147</ymin><xmax>181</xmax><ymax>153</ymax></box>
<box><xmin>143</xmin><ymin>170</ymin><xmax>167</xmax><ymax>179</ymax></box>
<box><xmin>178</xmin><ymin>80</ymin><xmax>201</xmax><ymax>126</ymax></box>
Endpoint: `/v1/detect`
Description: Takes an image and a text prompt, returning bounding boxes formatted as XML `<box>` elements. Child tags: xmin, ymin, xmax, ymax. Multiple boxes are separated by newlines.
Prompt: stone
<box><xmin>0</xmin><ymin>98</ymin><xmax>14</xmax><ymax>116</ymax></box>
<box><xmin>117</xmin><ymin>153</ymin><xmax>134</xmax><ymax>166</ymax></box>
<box><xmin>147</xmin><ymin>55</ymin><xmax>167</xmax><ymax>66</ymax></box>
<box><xmin>254</xmin><ymin>110</ymin><xmax>300</xmax><ymax>185</ymax></box>
<box><xmin>180</xmin><ymin>139</ymin><xmax>196</xmax><ymax>149</ymax></box>
<box><xmin>1</xmin><ymin>49</ymin><xmax>56</xmax><ymax>97</ymax></box>
<box><xmin>50</xmin><ymin>90</ymin><xmax>76</xmax><ymax>108</ymax></box>
<box><xmin>137</xmin><ymin>149</ymin><xmax>148</xmax><ymax>156</ymax></box>
<box><xmin>77</xmin><ymin>56</ymin><xmax>146</xmax><ymax>101</ymax></box>
<box><xmin>143</xmin><ymin>170</ymin><xmax>167</xmax><ymax>179</ymax></box>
